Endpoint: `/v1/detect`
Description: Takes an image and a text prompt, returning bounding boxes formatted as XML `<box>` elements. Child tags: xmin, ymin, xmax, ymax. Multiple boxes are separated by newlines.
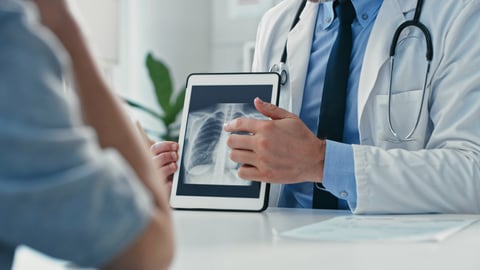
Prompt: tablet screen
<box><xmin>170</xmin><ymin>73</ymin><xmax>280</xmax><ymax>211</ymax></box>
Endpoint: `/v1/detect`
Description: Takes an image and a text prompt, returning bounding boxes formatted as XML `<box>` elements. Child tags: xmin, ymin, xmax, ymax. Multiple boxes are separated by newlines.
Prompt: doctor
<box><xmin>154</xmin><ymin>0</ymin><xmax>480</xmax><ymax>214</ymax></box>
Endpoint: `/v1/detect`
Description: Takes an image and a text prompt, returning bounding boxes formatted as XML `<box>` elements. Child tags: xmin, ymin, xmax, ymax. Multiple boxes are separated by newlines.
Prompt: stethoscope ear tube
<box><xmin>387</xmin><ymin>0</ymin><xmax>433</xmax><ymax>142</ymax></box>
<box><xmin>389</xmin><ymin>21</ymin><xmax>433</xmax><ymax>61</ymax></box>
<box><xmin>281</xmin><ymin>0</ymin><xmax>307</xmax><ymax>64</ymax></box>
<box><xmin>274</xmin><ymin>0</ymin><xmax>307</xmax><ymax>86</ymax></box>
<box><xmin>390</xmin><ymin>0</ymin><xmax>432</xmax><ymax>60</ymax></box>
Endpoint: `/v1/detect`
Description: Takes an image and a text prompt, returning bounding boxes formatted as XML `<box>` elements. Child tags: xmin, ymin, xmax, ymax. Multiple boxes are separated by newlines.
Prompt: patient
<box><xmin>0</xmin><ymin>0</ymin><xmax>173</xmax><ymax>269</ymax></box>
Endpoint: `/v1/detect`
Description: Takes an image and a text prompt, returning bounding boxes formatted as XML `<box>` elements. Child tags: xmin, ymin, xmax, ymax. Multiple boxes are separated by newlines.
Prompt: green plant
<box><xmin>124</xmin><ymin>53</ymin><xmax>186</xmax><ymax>141</ymax></box>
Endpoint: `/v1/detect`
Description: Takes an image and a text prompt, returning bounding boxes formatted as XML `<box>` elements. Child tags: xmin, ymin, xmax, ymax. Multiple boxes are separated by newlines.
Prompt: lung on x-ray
<box><xmin>182</xmin><ymin>103</ymin><xmax>265</xmax><ymax>186</ymax></box>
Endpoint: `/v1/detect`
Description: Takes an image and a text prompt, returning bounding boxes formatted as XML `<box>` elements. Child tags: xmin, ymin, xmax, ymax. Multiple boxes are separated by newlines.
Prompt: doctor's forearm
<box><xmin>352</xmin><ymin>145</ymin><xmax>480</xmax><ymax>214</ymax></box>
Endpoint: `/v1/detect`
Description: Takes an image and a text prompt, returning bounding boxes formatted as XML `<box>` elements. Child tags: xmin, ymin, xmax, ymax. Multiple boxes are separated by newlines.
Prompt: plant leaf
<box><xmin>121</xmin><ymin>97</ymin><xmax>164</xmax><ymax>121</ymax></box>
<box><xmin>172</xmin><ymin>87</ymin><xmax>186</xmax><ymax>118</ymax></box>
<box><xmin>163</xmin><ymin>88</ymin><xmax>186</xmax><ymax>127</ymax></box>
<box><xmin>146</xmin><ymin>53</ymin><xmax>173</xmax><ymax>112</ymax></box>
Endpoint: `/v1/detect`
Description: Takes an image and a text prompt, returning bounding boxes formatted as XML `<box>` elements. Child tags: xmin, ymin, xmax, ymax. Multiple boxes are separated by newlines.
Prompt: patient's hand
<box><xmin>151</xmin><ymin>142</ymin><xmax>179</xmax><ymax>194</ymax></box>
<box><xmin>136</xmin><ymin>122</ymin><xmax>176</xmax><ymax>194</ymax></box>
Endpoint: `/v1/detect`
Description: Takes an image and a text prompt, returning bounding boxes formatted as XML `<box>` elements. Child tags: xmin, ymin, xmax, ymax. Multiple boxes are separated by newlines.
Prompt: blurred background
<box><xmin>70</xmin><ymin>0</ymin><xmax>283</xmax><ymax>140</ymax></box>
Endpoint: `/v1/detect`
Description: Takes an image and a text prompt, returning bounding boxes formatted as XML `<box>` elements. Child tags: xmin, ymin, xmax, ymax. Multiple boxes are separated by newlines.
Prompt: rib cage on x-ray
<box><xmin>183</xmin><ymin>103</ymin><xmax>265</xmax><ymax>185</ymax></box>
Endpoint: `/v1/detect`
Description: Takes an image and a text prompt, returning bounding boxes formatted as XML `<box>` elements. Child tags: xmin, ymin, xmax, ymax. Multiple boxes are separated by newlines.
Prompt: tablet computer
<box><xmin>170</xmin><ymin>73</ymin><xmax>280</xmax><ymax>212</ymax></box>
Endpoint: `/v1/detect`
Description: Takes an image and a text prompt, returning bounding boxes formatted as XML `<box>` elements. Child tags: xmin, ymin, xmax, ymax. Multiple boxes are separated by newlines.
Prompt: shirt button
<box><xmin>362</xmin><ymin>14</ymin><xmax>369</xmax><ymax>20</ymax></box>
<box><xmin>340</xmin><ymin>191</ymin><xmax>348</xmax><ymax>198</ymax></box>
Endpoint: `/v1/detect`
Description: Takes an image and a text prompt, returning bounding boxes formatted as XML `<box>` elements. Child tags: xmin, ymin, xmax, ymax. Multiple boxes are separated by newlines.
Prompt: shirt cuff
<box><xmin>322</xmin><ymin>140</ymin><xmax>358</xmax><ymax>210</ymax></box>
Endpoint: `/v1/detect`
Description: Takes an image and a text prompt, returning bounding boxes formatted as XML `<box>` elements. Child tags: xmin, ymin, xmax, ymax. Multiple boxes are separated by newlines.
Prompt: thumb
<box><xmin>254</xmin><ymin>97</ymin><xmax>294</xmax><ymax>120</ymax></box>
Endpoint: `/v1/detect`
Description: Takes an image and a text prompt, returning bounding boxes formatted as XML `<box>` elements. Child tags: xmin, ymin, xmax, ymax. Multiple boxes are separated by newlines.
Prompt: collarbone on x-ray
<box><xmin>183</xmin><ymin>103</ymin><xmax>266</xmax><ymax>186</ymax></box>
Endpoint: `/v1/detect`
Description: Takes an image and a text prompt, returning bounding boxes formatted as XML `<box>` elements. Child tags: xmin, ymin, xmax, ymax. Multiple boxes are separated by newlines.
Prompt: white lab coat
<box><xmin>253</xmin><ymin>0</ymin><xmax>480</xmax><ymax>214</ymax></box>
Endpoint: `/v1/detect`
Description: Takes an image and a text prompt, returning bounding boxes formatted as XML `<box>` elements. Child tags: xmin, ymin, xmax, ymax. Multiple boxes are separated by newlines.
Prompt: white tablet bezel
<box><xmin>170</xmin><ymin>73</ymin><xmax>280</xmax><ymax>212</ymax></box>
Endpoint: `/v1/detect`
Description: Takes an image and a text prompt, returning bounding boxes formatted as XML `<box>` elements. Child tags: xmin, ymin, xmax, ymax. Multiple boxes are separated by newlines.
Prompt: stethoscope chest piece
<box><xmin>270</xmin><ymin>63</ymin><xmax>289</xmax><ymax>85</ymax></box>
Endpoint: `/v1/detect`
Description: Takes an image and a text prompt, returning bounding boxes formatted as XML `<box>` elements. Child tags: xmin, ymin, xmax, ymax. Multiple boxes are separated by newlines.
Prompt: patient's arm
<box><xmin>32</xmin><ymin>1</ymin><xmax>174</xmax><ymax>269</ymax></box>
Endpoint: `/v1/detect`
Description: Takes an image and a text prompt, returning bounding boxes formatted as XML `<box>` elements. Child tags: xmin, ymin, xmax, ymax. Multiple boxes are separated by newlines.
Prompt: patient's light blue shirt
<box><xmin>0</xmin><ymin>1</ymin><xmax>154</xmax><ymax>268</ymax></box>
<box><xmin>278</xmin><ymin>0</ymin><xmax>383</xmax><ymax>210</ymax></box>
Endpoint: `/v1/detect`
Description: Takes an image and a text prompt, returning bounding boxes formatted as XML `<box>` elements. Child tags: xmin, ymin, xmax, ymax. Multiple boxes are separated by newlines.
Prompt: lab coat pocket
<box><xmin>373</xmin><ymin>90</ymin><xmax>427</xmax><ymax>150</ymax></box>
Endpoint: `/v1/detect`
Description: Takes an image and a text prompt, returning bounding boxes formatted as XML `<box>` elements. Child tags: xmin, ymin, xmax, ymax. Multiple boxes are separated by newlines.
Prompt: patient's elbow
<box><xmin>102</xmin><ymin>209</ymin><xmax>174</xmax><ymax>270</ymax></box>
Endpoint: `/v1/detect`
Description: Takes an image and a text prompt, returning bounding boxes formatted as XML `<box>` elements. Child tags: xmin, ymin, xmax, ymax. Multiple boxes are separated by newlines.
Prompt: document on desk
<box><xmin>281</xmin><ymin>215</ymin><xmax>479</xmax><ymax>242</ymax></box>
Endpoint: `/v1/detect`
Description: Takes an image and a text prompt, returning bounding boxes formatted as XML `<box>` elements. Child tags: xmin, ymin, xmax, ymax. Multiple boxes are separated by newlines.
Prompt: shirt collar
<box><xmin>319</xmin><ymin>0</ymin><xmax>384</xmax><ymax>29</ymax></box>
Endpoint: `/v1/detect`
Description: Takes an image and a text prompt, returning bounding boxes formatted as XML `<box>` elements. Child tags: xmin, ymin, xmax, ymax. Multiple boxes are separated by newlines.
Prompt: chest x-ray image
<box><xmin>182</xmin><ymin>103</ymin><xmax>266</xmax><ymax>186</ymax></box>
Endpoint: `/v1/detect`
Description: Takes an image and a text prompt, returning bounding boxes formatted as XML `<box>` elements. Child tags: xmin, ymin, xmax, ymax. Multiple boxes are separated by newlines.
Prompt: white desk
<box><xmin>13</xmin><ymin>208</ymin><xmax>480</xmax><ymax>270</ymax></box>
<box><xmin>170</xmin><ymin>208</ymin><xmax>480</xmax><ymax>270</ymax></box>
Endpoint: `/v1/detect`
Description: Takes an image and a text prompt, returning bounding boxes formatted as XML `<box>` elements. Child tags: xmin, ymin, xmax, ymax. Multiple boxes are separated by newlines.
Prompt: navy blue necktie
<box><xmin>313</xmin><ymin>0</ymin><xmax>356</xmax><ymax>209</ymax></box>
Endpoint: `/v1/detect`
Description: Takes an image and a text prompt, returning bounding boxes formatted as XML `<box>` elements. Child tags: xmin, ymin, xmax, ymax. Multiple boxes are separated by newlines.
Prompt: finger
<box><xmin>156</xmin><ymin>162</ymin><xmax>178</xmax><ymax>181</ymax></box>
<box><xmin>151</xmin><ymin>141</ymin><xmax>178</xmax><ymax>156</ymax></box>
<box><xmin>237</xmin><ymin>164</ymin><xmax>263</xmax><ymax>182</ymax></box>
<box><xmin>152</xmin><ymin>152</ymin><xmax>178</xmax><ymax>168</ymax></box>
<box><xmin>226</xmin><ymin>133</ymin><xmax>256</xmax><ymax>151</ymax></box>
<box><xmin>224</xmin><ymin>117</ymin><xmax>261</xmax><ymax>133</ymax></box>
<box><xmin>229</xmin><ymin>149</ymin><xmax>257</xmax><ymax>166</ymax></box>
<box><xmin>254</xmin><ymin>97</ymin><xmax>295</xmax><ymax>120</ymax></box>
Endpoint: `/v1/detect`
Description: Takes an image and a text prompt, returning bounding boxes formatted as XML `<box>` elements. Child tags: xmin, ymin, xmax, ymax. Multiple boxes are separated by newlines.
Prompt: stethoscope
<box><xmin>270</xmin><ymin>0</ymin><xmax>433</xmax><ymax>143</ymax></box>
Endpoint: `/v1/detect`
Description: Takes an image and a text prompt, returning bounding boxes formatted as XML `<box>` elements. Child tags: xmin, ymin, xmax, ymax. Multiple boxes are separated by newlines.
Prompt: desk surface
<box><xmin>13</xmin><ymin>208</ymin><xmax>480</xmax><ymax>270</ymax></box>
<box><xmin>170</xmin><ymin>208</ymin><xmax>480</xmax><ymax>270</ymax></box>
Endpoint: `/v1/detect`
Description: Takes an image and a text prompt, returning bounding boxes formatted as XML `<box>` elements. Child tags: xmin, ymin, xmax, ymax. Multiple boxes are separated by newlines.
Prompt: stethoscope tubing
<box><xmin>271</xmin><ymin>0</ymin><xmax>433</xmax><ymax>143</ymax></box>
<box><xmin>387</xmin><ymin>0</ymin><xmax>433</xmax><ymax>142</ymax></box>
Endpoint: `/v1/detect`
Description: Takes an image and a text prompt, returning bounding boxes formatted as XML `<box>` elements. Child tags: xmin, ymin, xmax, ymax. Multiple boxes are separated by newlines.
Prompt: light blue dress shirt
<box><xmin>278</xmin><ymin>0</ymin><xmax>383</xmax><ymax>209</ymax></box>
<box><xmin>0</xmin><ymin>1</ymin><xmax>154</xmax><ymax>268</ymax></box>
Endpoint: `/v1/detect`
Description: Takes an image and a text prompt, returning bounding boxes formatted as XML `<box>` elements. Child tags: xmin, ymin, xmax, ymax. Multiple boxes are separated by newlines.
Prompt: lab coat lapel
<box><xmin>357</xmin><ymin>0</ymin><xmax>417</xmax><ymax>128</ymax></box>
<box><xmin>286</xmin><ymin>1</ymin><xmax>319</xmax><ymax>115</ymax></box>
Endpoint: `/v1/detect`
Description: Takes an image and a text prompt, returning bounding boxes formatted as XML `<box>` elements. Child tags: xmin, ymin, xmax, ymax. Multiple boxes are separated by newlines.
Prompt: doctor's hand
<box><xmin>224</xmin><ymin>98</ymin><xmax>326</xmax><ymax>184</ymax></box>
<box><xmin>151</xmin><ymin>141</ymin><xmax>179</xmax><ymax>194</ymax></box>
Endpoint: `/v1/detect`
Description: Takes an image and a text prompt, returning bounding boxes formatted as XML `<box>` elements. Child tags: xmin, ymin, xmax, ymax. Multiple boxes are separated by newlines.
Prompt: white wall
<box><xmin>70</xmin><ymin>0</ymin><xmax>120</xmax><ymax>64</ymax></box>
<box><xmin>113</xmin><ymin>0</ymin><xmax>212</xmax><ymax>133</ymax></box>
<box><xmin>210</xmin><ymin>0</ymin><xmax>279</xmax><ymax>72</ymax></box>
<box><xmin>74</xmin><ymin>0</ymin><xmax>284</xmax><ymax>135</ymax></box>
